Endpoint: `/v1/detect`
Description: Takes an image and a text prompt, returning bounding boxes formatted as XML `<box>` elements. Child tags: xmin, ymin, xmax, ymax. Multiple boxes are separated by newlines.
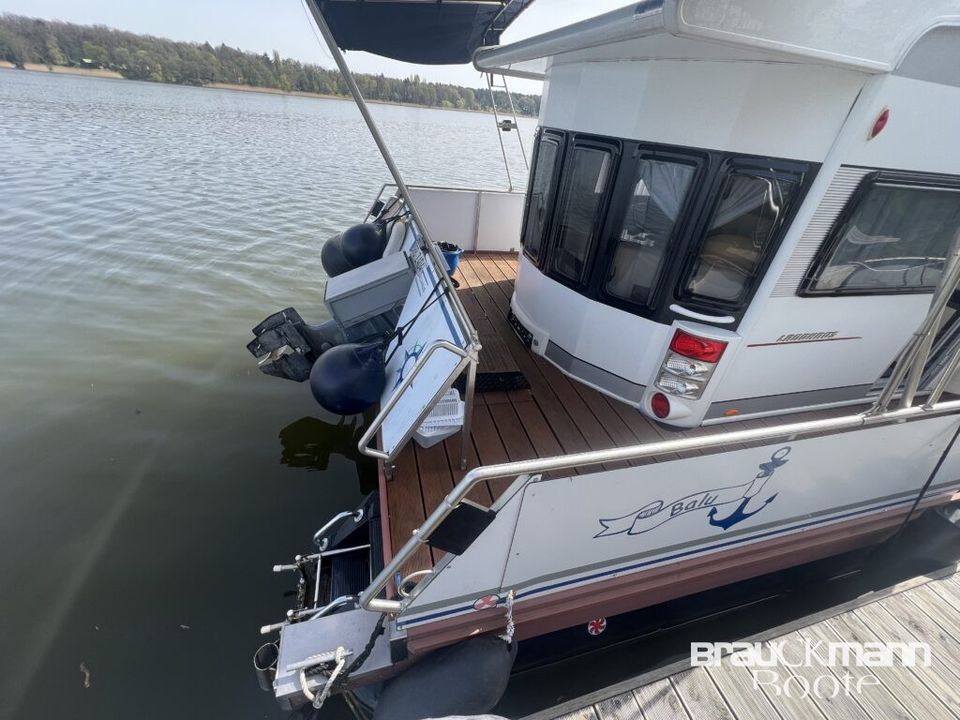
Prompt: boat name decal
<box><xmin>594</xmin><ymin>447</ymin><xmax>790</xmax><ymax>537</ymax></box>
<box><xmin>776</xmin><ymin>331</ymin><xmax>838</xmax><ymax>342</ymax></box>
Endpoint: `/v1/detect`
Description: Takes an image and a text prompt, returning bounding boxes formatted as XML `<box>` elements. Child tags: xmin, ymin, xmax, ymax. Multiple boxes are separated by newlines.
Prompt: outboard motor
<box><xmin>246</xmin><ymin>308</ymin><xmax>344</xmax><ymax>382</ymax></box>
<box><xmin>248</xmin><ymin>219</ymin><xmax>407</xmax><ymax>399</ymax></box>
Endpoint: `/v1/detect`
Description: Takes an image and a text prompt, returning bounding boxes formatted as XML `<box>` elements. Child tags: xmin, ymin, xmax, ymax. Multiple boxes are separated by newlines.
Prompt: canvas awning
<box><xmin>317</xmin><ymin>0</ymin><xmax>535</xmax><ymax>65</ymax></box>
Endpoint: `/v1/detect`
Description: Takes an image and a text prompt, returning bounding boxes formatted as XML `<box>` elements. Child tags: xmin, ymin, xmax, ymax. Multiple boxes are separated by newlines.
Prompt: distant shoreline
<box><xmin>17</xmin><ymin>62</ymin><xmax>124</xmax><ymax>79</ymax></box>
<box><xmin>202</xmin><ymin>81</ymin><xmax>502</xmax><ymax>115</ymax></box>
<box><xmin>1</xmin><ymin>64</ymin><xmax>532</xmax><ymax>117</ymax></box>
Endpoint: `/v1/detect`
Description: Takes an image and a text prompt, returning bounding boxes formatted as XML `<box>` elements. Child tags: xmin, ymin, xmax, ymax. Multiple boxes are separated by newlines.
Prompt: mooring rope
<box><xmin>499</xmin><ymin>589</ymin><xmax>516</xmax><ymax>644</ymax></box>
<box><xmin>300</xmin><ymin>646</ymin><xmax>348</xmax><ymax>710</ymax></box>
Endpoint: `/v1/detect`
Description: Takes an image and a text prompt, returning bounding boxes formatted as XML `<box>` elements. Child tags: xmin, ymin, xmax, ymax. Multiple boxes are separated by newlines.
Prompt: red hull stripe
<box><xmin>747</xmin><ymin>336</ymin><xmax>862</xmax><ymax>348</ymax></box>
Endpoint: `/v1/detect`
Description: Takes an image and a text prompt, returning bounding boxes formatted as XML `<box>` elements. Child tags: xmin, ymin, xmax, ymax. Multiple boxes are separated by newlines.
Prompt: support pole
<box><xmin>486</xmin><ymin>72</ymin><xmax>514</xmax><ymax>191</ymax></box>
<box><xmin>460</xmin><ymin>352</ymin><xmax>478</xmax><ymax>469</ymax></box>
<box><xmin>501</xmin><ymin>75</ymin><xmax>528</xmax><ymax>171</ymax></box>
<box><xmin>306</xmin><ymin>0</ymin><xmax>480</xmax><ymax>466</ymax></box>
<box><xmin>305</xmin><ymin>0</ymin><xmax>478</xmax><ymax>346</ymax></box>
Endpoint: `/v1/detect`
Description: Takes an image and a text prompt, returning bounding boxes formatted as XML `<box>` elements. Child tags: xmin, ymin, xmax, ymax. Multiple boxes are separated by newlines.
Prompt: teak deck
<box><xmin>528</xmin><ymin>564</ymin><xmax>960</xmax><ymax>720</ymax></box>
<box><xmin>378</xmin><ymin>252</ymin><xmax>856</xmax><ymax>576</ymax></box>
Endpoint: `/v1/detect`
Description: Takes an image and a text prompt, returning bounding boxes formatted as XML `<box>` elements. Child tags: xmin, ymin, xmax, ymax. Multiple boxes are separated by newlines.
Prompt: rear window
<box><xmin>683</xmin><ymin>169</ymin><xmax>799</xmax><ymax>307</ymax></box>
<box><xmin>550</xmin><ymin>145</ymin><xmax>615</xmax><ymax>284</ymax></box>
<box><xmin>806</xmin><ymin>183</ymin><xmax>960</xmax><ymax>294</ymax></box>
<box><xmin>604</xmin><ymin>158</ymin><xmax>697</xmax><ymax>306</ymax></box>
<box><xmin>522</xmin><ymin>136</ymin><xmax>562</xmax><ymax>261</ymax></box>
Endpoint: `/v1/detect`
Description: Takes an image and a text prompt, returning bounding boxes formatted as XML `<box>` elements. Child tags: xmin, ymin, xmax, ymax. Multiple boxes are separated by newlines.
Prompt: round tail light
<box><xmin>651</xmin><ymin>392</ymin><xmax>671</xmax><ymax>419</ymax></box>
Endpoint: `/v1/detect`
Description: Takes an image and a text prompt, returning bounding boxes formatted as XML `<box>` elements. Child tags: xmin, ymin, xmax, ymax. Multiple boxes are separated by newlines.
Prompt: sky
<box><xmin>0</xmin><ymin>0</ymin><xmax>629</xmax><ymax>92</ymax></box>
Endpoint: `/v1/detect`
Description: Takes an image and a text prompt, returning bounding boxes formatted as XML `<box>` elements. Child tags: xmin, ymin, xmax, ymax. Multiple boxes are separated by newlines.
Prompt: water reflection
<box><xmin>279</xmin><ymin>415</ymin><xmax>378</xmax><ymax>494</ymax></box>
<box><xmin>0</xmin><ymin>68</ymin><xmax>534</xmax><ymax>720</ymax></box>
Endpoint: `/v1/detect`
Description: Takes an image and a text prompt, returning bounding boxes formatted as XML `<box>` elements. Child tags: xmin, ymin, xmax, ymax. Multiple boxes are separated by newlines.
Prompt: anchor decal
<box><xmin>707</xmin><ymin>494</ymin><xmax>778</xmax><ymax>530</ymax></box>
<box><xmin>391</xmin><ymin>342</ymin><xmax>425</xmax><ymax>390</ymax></box>
<box><xmin>595</xmin><ymin>447</ymin><xmax>791</xmax><ymax>538</ymax></box>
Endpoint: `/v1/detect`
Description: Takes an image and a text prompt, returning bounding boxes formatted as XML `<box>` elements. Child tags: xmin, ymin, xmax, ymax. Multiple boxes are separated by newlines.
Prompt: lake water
<box><xmin>0</xmin><ymin>69</ymin><xmax>533</xmax><ymax>720</ymax></box>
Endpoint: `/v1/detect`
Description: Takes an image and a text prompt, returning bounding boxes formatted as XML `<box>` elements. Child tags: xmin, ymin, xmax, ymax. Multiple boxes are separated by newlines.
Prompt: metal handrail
<box><xmin>374</xmin><ymin>182</ymin><xmax>525</xmax><ymax>197</ymax></box>
<box><xmin>313</xmin><ymin>509</ymin><xmax>364</xmax><ymax>549</ymax></box>
<box><xmin>871</xmin><ymin>239</ymin><xmax>960</xmax><ymax>414</ymax></box>
<box><xmin>260</xmin><ymin>595</ymin><xmax>359</xmax><ymax>635</ymax></box>
<box><xmin>357</xmin><ymin>340</ymin><xmax>475</xmax><ymax>462</ymax></box>
<box><xmin>359</xmin><ymin>398</ymin><xmax>960</xmax><ymax>613</ymax></box>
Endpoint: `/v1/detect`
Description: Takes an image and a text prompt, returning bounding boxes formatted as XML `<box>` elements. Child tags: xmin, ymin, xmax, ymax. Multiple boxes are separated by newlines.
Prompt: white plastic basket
<box><xmin>418</xmin><ymin>389</ymin><xmax>464</xmax><ymax>429</ymax></box>
<box><xmin>414</xmin><ymin>389</ymin><xmax>464</xmax><ymax>448</ymax></box>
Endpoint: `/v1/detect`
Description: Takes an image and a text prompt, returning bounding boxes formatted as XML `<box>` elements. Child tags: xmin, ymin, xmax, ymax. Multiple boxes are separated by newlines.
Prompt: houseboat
<box><xmin>247</xmin><ymin>1</ymin><xmax>960</xmax><ymax>716</ymax></box>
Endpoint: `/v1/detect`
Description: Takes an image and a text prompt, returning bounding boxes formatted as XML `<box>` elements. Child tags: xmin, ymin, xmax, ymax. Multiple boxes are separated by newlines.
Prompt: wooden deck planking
<box><xmin>381</xmin><ymin>252</ymin><xmax>877</xmax><ymax>572</ymax></box>
<box><xmin>527</xmin><ymin>565</ymin><xmax>960</xmax><ymax>720</ymax></box>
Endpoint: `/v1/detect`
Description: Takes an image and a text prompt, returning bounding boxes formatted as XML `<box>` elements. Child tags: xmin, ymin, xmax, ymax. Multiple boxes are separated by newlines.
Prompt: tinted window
<box><xmin>522</xmin><ymin>137</ymin><xmax>561</xmax><ymax>261</ymax></box>
<box><xmin>684</xmin><ymin>171</ymin><xmax>798</xmax><ymax>305</ymax></box>
<box><xmin>550</xmin><ymin>146</ymin><xmax>614</xmax><ymax>283</ymax></box>
<box><xmin>605</xmin><ymin>158</ymin><xmax>696</xmax><ymax>306</ymax></box>
<box><xmin>808</xmin><ymin>184</ymin><xmax>960</xmax><ymax>294</ymax></box>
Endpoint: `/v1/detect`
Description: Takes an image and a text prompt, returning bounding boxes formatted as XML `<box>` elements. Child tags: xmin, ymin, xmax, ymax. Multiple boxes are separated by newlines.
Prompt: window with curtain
<box><xmin>550</xmin><ymin>146</ymin><xmax>614</xmax><ymax>284</ymax></box>
<box><xmin>807</xmin><ymin>184</ymin><xmax>960</xmax><ymax>294</ymax></box>
<box><xmin>684</xmin><ymin>170</ymin><xmax>799</xmax><ymax>306</ymax></box>
<box><xmin>522</xmin><ymin>137</ymin><xmax>561</xmax><ymax>261</ymax></box>
<box><xmin>605</xmin><ymin>158</ymin><xmax>696</xmax><ymax>306</ymax></box>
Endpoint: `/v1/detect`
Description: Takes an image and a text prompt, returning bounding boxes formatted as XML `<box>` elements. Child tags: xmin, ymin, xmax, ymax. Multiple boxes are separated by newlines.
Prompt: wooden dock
<box><xmin>528</xmin><ymin>564</ymin><xmax>960</xmax><ymax>720</ymax></box>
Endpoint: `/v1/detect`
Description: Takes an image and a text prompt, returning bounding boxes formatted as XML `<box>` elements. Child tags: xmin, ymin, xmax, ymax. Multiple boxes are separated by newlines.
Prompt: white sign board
<box><xmin>379</xmin><ymin>225</ymin><xmax>468</xmax><ymax>458</ymax></box>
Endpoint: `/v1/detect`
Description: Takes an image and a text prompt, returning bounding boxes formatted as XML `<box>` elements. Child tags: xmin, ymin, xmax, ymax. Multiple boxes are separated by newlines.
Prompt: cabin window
<box><xmin>521</xmin><ymin>135</ymin><xmax>562</xmax><ymax>262</ymax></box>
<box><xmin>683</xmin><ymin>169</ymin><xmax>800</xmax><ymax>307</ymax></box>
<box><xmin>550</xmin><ymin>145</ymin><xmax>615</xmax><ymax>284</ymax></box>
<box><xmin>604</xmin><ymin>158</ymin><xmax>697</xmax><ymax>306</ymax></box>
<box><xmin>805</xmin><ymin>183</ymin><xmax>960</xmax><ymax>295</ymax></box>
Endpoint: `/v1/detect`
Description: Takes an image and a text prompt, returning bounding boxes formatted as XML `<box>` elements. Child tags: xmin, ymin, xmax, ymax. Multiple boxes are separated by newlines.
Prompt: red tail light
<box><xmin>669</xmin><ymin>330</ymin><xmax>727</xmax><ymax>363</ymax></box>
<box><xmin>651</xmin><ymin>392</ymin><xmax>671</xmax><ymax>419</ymax></box>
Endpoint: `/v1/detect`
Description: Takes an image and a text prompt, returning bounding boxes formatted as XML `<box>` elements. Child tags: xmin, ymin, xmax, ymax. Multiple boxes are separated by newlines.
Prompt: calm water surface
<box><xmin>0</xmin><ymin>69</ymin><xmax>532</xmax><ymax>719</ymax></box>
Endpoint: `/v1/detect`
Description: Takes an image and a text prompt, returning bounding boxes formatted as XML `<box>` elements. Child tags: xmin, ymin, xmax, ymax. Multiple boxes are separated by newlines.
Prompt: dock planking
<box><xmin>379</xmin><ymin>252</ymin><xmax>870</xmax><ymax>572</ymax></box>
<box><xmin>527</xmin><ymin>564</ymin><xmax>960</xmax><ymax>720</ymax></box>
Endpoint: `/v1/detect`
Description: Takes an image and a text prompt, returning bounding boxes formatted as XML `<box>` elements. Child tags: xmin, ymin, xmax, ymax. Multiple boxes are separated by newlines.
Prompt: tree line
<box><xmin>0</xmin><ymin>14</ymin><xmax>540</xmax><ymax>115</ymax></box>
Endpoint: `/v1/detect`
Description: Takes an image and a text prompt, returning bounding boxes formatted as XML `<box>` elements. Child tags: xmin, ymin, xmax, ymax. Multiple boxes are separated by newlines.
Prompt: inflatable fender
<box><xmin>321</xmin><ymin>232</ymin><xmax>354</xmax><ymax>277</ymax></box>
<box><xmin>309</xmin><ymin>341</ymin><xmax>386</xmax><ymax>416</ymax></box>
<box><xmin>340</xmin><ymin>222</ymin><xmax>387</xmax><ymax>269</ymax></box>
<box><xmin>372</xmin><ymin>636</ymin><xmax>517</xmax><ymax>720</ymax></box>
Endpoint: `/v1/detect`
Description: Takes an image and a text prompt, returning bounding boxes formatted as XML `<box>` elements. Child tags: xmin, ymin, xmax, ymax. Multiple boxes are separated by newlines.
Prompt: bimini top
<box><xmin>474</xmin><ymin>0</ymin><xmax>960</xmax><ymax>80</ymax></box>
<box><xmin>318</xmin><ymin>0</ymin><xmax>535</xmax><ymax>65</ymax></box>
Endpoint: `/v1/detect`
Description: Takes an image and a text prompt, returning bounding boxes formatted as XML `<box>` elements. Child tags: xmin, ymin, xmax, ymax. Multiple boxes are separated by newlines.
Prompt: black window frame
<box><xmin>541</xmin><ymin>135</ymin><xmax>622</xmax><ymax>292</ymax></box>
<box><xmin>591</xmin><ymin>146</ymin><xmax>707</xmax><ymax>314</ymax></box>
<box><xmin>519</xmin><ymin>126</ymin><xmax>819</xmax><ymax>328</ymax></box>
<box><xmin>674</xmin><ymin>157</ymin><xmax>813</xmax><ymax>315</ymax></box>
<box><xmin>519</xmin><ymin>129</ymin><xmax>565</xmax><ymax>264</ymax></box>
<box><xmin>800</xmin><ymin>170</ymin><xmax>960</xmax><ymax>298</ymax></box>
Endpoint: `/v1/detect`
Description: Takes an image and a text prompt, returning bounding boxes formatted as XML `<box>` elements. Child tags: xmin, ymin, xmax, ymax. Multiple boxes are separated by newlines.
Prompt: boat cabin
<box><xmin>472</xmin><ymin>0</ymin><xmax>960</xmax><ymax>427</ymax></box>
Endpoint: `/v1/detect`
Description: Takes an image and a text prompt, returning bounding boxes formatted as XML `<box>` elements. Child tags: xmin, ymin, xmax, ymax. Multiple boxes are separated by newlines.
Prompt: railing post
<box><xmin>460</xmin><ymin>354</ymin><xmax>478</xmax><ymax>469</ymax></box>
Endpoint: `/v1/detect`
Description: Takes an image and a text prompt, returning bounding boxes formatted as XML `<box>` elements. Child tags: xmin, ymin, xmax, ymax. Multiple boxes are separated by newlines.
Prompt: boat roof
<box><xmin>320</xmin><ymin>0</ymin><xmax>535</xmax><ymax>65</ymax></box>
<box><xmin>474</xmin><ymin>0</ymin><xmax>960</xmax><ymax>80</ymax></box>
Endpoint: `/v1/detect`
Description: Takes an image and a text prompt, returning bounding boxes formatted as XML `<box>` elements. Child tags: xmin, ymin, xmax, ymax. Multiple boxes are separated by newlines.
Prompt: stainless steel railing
<box><xmin>359</xmin><ymin>398</ymin><xmax>960</xmax><ymax>613</ymax></box>
<box><xmin>357</xmin><ymin>340</ymin><xmax>478</xmax><ymax>468</ymax></box>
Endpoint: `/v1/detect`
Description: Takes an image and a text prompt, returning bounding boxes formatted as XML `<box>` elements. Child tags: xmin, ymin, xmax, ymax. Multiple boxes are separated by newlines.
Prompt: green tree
<box><xmin>81</xmin><ymin>40</ymin><xmax>108</xmax><ymax>67</ymax></box>
<box><xmin>0</xmin><ymin>12</ymin><xmax>541</xmax><ymax>115</ymax></box>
